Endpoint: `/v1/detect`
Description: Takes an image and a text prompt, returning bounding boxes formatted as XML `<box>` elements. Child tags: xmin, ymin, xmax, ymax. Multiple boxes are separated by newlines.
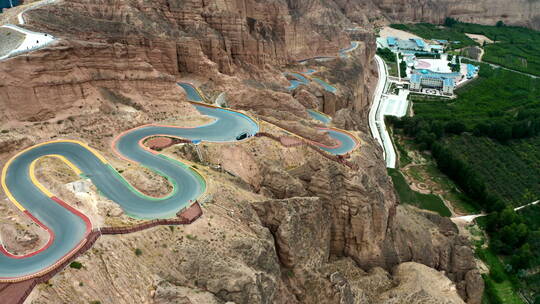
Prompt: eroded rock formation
<box><xmin>332</xmin><ymin>0</ymin><xmax>540</xmax><ymax>30</ymax></box>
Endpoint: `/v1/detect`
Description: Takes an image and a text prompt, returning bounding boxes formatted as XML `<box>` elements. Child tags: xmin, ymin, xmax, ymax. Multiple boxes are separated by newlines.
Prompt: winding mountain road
<box><xmin>0</xmin><ymin>84</ymin><xmax>259</xmax><ymax>281</ymax></box>
<box><xmin>0</xmin><ymin>81</ymin><xmax>359</xmax><ymax>282</ymax></box>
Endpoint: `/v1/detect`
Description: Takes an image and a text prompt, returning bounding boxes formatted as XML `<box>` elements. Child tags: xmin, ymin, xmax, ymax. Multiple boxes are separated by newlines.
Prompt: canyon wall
<box><xmin>345</xmin><ymin>0</ymin><xmax>540</xmax><ymax>30</ymax></box>
<box><xmin>1</xmin><ymin>0</ymin><xmax>352</xmax><ymax>122</ymax></box>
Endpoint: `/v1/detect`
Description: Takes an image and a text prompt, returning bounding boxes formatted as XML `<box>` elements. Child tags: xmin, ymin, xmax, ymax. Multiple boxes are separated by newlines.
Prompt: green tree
<box><xmin>444</xmin><ymin>17</ymin><xmax>459</xmax><ymax>27</ymax></box>
<box><xmin>500</xmin><ymin>223</ymin><xmax>529</xmax><ymax>250</ymax></box>
<box><xmin>496</xmin><ymin>20</ymin><xmax>505</xmax><ymax>27</ymax></box>
<box><xmin>376</xmin><ymin>48</ymin><xmax>395</xmax><ymax>63</ymax></box>
<box><xmin>498</xmin><ymin>207</ymin><xmax>521</xmax><ymax>227</ymax></box>
<box><xmin>510</xmin><ymin>244</ymin><xmax>533</xmax><ymax>270</ymax></box>
<box><xmin>399</xmin><ymin>60</ymin><xmax>407</xmax><ymax>77</ymax></box>
<box><xmin>444</xmin><ymin>121</ymin><xmax>467</xmax><ymax>134</ymax></box>
<box><xmin>490</xmin><ymin>265</ymin><xmax>506</xmax><ymax>283</ymax></box>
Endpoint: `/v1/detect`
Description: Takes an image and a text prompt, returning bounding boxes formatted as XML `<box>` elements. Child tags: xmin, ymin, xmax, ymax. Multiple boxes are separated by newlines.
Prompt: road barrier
<box><xmin>0</xmin><ymin>202</ymin><xmax>202</xmax><ymax>304</ymax></box>
<box><xmin>255</xmin><ymin>132</ymin><xmax>358</xmax><ymax>170</ymax></box>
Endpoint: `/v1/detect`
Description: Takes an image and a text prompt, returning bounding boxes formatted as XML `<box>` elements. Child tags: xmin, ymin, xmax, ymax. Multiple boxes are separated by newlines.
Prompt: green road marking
<box><xmin>106</xmin><ymin>164</ymin><xmax>178</xmax><ymax>201</ymax></box>
<box><xmin>157</xmin><ymin>154</ymin><xmax>207</xmax><ymax>195</ymax></box>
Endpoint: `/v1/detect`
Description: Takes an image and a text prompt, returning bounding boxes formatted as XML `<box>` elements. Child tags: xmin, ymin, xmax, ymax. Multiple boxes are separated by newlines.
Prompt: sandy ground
<box><xmin>379</xmin><ymin>26</ymin><xmax>422</xmax><ymax>40</ymax></box>
<box><xmin>465</xmin><ymin>33</ymin><xmax>493</xmax><ymax>44</ymax></box>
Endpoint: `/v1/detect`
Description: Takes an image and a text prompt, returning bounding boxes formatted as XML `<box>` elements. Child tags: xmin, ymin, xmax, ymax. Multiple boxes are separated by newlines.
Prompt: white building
<box><xmin>410</xmin><ymin>72</ymin><xmax>456</xmax><ymax>96</ymax></box>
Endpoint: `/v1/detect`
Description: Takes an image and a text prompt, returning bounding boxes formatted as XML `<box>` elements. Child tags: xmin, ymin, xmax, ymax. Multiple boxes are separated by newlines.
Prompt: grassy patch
<box><xmin>455</xmin><ymin>23</ymin><xmax>540</xmax><ymax>76</ymax></box>
<box><xmin>477</xmin><ymin>248</ymin><xmax>525</xmax><ymax>304</ymax></box>
<box><xmin>393</xmin><ymin>132</ymin><xmax>481</xmax><ymax>215</ymax></box>
<box><xmin>414</xmin><ymin>64</ymin><xmax>540</xmax><ymax>131</ymax></box>
<box><xmin>411</xmin><ymin>60</ymin><xmax>540</xmax><ymax>206</ymax></box>
<box><xmin>392</xmin><ymin>130</ymin><xmax>412</xmax><ymax>167</ymax></box>
<box><xmin>387</xmin><ymin>168</ymin><xmax>451</xmax><ymax>217</ymax></box>
<box><xmin>381</xmin><ymin>57</ymin><xmax>398</xmax><ymax>77</ymax></box>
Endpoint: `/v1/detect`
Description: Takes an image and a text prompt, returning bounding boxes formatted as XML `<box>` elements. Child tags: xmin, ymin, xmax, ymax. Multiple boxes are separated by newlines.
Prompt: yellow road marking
<box><xmin>195</xmin><ymin>87</ymin><xmax>210</xmax><ymax>103</ymax></box>
<box><xmin>1</xmin><ymin>139</ymin><xmax>107</xmax><ymax>212</ymax></box>
<box><xmin>1</xmin><ymin>161</ymin><xmax>25</xmax><ymax>211</ymax></box>
<box><xmin>28</xmin><ymin>158</ymin><xmax>54</xmax><ymax>198</ymax></box>
<box><xmin>46</xmin><ymin>154</ymin><xmax>83</xmax><ymax>175</ymax></box>
<box><xmin>27</xmin><ymin>154</ymin><xmax>84</xmax><ymax>198</ymax></box>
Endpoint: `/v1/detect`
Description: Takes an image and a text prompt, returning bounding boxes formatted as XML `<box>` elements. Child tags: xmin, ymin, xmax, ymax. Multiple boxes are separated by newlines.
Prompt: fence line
<box><xmin>0</xmin><ymin>202</ymin><xmax>202</xmax><ymax>304</ymax></box>
<box><xmin>255</xmin><ymin>132</ymin><xmax>358</xmax><ymax>170</ymax></box>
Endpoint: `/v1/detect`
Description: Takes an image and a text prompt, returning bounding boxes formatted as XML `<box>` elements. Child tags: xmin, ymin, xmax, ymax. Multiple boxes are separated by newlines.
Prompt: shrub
<box><xmin>69</xmin><ymin>261</ymin><xmax>83</xmax><ymax>269</ymax></box>
<box><xmin>134</xmin><ymin>248</ymin><xmax>143</xmax><ymax>256</ymax></box>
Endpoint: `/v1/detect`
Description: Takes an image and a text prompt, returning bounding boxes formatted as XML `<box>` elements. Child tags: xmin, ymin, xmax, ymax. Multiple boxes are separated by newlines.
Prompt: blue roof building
<box><xmin>434</xmin><ymin>39</ymin><xmax>448</xmax><ymax>44</ymax></box>
<box><xmin>429</xmin><ymin>44</ymin><xmax>444</xmax><ymax>53</ymax></box>
<box><xmin>443</xmin><ymin>78</ymin><xmax>455</xmax><ymax>87</ymax></box>
<box><xmin>466</xmin><ymin>64</ymin><xmax>479</xmax><ymax>79</ymax></box>
<box><xmin>410</xmin><ymin>70</ymin><xmax>458</xmax><ymax>96</ymax></box>
<box><xmin>387</xmin><ymin>37</ymin><xmax>397</xmax><ymax>47</ymax></box>
<box><xmin>413</xmin><ymin>38</ymin><xmax>426</xmax><ymax>49</ymax></box>
<box><xmin>410</xmin><ymin>74</ymin><xmax>422</xmax><ymax>84</ymax></box>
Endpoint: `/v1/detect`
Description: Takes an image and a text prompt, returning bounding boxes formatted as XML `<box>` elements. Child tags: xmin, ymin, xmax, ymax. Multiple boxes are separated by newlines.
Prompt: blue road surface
<box><xmin>0</xmin><ymin>0</ymin><xmax>19</xmax><ymax>10</ymax></box>
<box><xmin>307</xmin><ymin>109</ymin><xmax>331</xmax><ymax>124</ymax></box>
<box><xmin>339</xmin><ymin>41</ymin><xmax>359</xmax><ymax>57</ymax></box>
<box><xmin>319</xmin><ymin>129</ymin><xmax>357</xmax><ymax>155</ymax></box>
<box><xmin>0</xmin><ymin>83</ymin><xmax>259</xmax><ymax>280</ymax></box>
<box><xmin>312</xmin><ymin>77</ymin><xmax>337</xmax><ymax>93</ymax></box>
<box><xmin>285</xmin><ymin>72</ymin><xmax>310</xmax><ymax>90</ymax></box>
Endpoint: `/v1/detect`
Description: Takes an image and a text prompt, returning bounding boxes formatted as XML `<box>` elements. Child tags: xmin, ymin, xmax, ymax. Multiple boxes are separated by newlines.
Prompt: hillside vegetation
<box><xmin>388</xmin><ymin>35</ymin><xmax>540</xmax><ymax>302</ymax></box>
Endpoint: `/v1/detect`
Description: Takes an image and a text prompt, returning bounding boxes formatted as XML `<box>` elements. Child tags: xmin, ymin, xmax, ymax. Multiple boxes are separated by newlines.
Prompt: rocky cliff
<box><xmin>0</xmin><ymin>0</ymin><xmax>485</xmax><ymax>303</ymax></box>
<box><xmin>339</xmin><ymin>0</ymin><xmax>540</xmax><ymax>30</ymax></box>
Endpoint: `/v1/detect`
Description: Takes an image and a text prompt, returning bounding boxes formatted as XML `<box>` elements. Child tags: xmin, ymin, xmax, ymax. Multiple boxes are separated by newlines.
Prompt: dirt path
<box><xmin>401</xmin><ymin>163</ymin><xmax>461</xmax><ymax>217</ymax></box>
<box><xmin>379</xmin><ymin>26</ymin><xmax>422</xmax><ymax>40</ymax></box>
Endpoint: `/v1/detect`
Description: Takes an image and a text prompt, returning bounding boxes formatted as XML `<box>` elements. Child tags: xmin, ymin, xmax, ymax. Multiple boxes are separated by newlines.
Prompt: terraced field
<box><xmin>387</xmin><ymin>168</ymin><xmax>451</xmax><ymax>217</ymax></box>
<box><xmin>445</xmin><ymin>135</ymin><xmax>540</xmax><ymax>206</ymax></box>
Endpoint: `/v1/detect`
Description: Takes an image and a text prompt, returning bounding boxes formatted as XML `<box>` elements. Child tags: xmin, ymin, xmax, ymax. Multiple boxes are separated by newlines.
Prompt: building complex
<box><xmin>377</xmin><ymin>35</ymin><xmax>479</xmax><ymax>96</ymax></box>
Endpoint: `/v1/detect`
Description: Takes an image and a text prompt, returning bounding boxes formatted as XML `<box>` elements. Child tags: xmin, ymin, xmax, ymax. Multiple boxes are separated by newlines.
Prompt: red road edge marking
<box><xmin>0</xmin><ymin>197</ymin><xmax>92</xmax><ymax>261</ymax></box>
<box><xmin>316</xmin><ymin>127</ymin><xmax>360</xmax><ymax>151</ymax></box>
<box><xmin>50</xmin><ymin>197</ymin><xmax>92</xmax><ymax>235</ymax></box>
<box><xmin>310</xmin><ymin>127</ymin><xmax>343</xmax><ymax>150</ymax></box>
<box><xmin>0</xmin><ymin>211</ymin><xmax>55</xmax><ymax>259</ymax></box>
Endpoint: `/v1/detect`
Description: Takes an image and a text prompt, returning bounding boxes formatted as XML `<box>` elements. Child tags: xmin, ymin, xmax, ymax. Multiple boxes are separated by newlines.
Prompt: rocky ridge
<box><xmin>331</xmin><ymin>0</ymin><xmax>540</xmax><ymax>30</ymax></box>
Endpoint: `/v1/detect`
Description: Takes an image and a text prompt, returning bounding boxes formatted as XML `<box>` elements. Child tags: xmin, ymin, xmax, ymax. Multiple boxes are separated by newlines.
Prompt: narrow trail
<box><xmin>0</xmin><ymin>0</ymin><xmax>57</xmax><ymax>60</ymax></box>
<box><xmin>452</xmin><ymin>200</ymin><xmax>539</xmax><ymax>223</ymax></box>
